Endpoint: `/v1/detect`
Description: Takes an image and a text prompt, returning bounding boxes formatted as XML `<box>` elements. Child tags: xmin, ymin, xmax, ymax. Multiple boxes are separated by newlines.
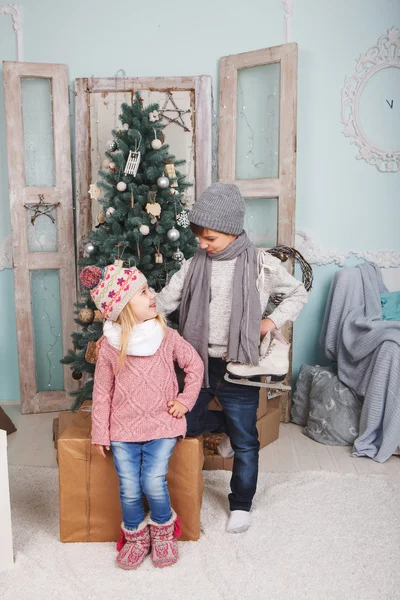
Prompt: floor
<box><xmin>3</xmin><ymin>403</ymin><xmax>400</xmax><ymax>482</ymax></box>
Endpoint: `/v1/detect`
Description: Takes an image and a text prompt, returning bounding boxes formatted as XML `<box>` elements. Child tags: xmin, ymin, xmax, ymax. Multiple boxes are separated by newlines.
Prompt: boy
<box><xmin>157</xmin><ymin>182</ymin><xmax>307</xmax><ymax>533</ymax></box>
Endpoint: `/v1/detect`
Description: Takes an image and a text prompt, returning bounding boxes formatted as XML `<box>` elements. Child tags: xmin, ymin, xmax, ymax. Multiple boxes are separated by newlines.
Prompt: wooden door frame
<box><xmin>3</xmin><ymin>61</ymin><xmax>77</xmax><ymax>414</ymax></box>
<box><xmin>218</xmin><ymin>43</ymin><xmax>298</xmax><ymax>421</ymax></box>
<box><xmin>75</xmin><ymin>75</ymin><xmax>212</xmax><ymax>258</ymax></box>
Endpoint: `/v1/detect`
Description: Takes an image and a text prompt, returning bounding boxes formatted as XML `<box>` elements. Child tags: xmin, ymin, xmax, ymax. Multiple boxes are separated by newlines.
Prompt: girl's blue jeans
<box><xmin>110</xmin><ymin>437</ymin><xmax>177</xmax><ymax>531</ymax></box>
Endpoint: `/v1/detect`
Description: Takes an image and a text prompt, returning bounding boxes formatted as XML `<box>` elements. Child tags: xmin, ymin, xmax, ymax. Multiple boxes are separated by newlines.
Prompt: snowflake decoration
<box><xmin>176</xmin><ymin>211</ymin><xmax>190</xmax><ymax>228</ymax></box>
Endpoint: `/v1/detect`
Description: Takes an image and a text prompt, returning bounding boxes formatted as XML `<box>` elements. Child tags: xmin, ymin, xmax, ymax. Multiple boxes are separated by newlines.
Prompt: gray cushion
<box><xmin>291</xmin><ymin>365</ymin><xmax>334</xmax><ymax>426</ymax></box>
<box><xmin>304</xmin><ymin>369</ymin><xmax>362</xmax><ymax>446</ymax></box>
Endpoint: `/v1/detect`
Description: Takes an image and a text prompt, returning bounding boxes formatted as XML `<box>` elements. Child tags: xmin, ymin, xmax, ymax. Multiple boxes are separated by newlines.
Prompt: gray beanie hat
<box><xmin>189</xmin><ymin>182</ymin><xmax>245</xmax><ymax>235</ymax></box>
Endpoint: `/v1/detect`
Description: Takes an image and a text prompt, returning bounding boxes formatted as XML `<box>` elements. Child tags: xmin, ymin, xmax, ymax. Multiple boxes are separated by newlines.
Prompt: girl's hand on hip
<box><xmin>168</xmin><ymin>400</ymin><xmax>188</xmax><ymax>419</ymax></box>
<box><xmin>94</xmin><ymin>444</ymin><xmax>110</xmax><ymax>458</ymax></box>
<box><xmin>260</xmin><ymin>317</ymin><xmax>276</xmax><ymax>338</ymax></box>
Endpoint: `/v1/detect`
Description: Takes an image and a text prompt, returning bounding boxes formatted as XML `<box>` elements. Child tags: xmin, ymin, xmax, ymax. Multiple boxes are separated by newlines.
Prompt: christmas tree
<box><xmin>62</xmin><ymin>93</ymin><xmax>198</xmax><ymax>407</ymax></box>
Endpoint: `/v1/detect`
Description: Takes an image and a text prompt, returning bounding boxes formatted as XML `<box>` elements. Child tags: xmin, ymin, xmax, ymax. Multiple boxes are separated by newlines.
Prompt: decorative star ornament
<box><xmin>160</xmin><ymin>91</ymin><xmax>191</xmax><ymax>132</ymax></box>
<box><xmin>24</xmin><ymin>194</ymin><xmax>60</xmax><ymax>225</ymax></box>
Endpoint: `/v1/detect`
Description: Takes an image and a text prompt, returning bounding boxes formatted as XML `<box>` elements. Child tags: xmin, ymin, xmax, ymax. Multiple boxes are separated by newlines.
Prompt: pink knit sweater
<box><xmin>91</xmin><ymin>328</ymin><xmax>204</xmax><ymax>445</ymax></box>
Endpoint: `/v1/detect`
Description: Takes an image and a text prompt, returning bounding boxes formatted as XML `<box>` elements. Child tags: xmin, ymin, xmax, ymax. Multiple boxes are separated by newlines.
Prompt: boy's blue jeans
<box><xmin>186</xmin><ymin>357</ymin><xmax>260</xmax><ymax>512</ymax></box>
<box><xmin>111</xmin><ymin>437</ymin><xmax>177</xmax><ymax>531</ymax></box>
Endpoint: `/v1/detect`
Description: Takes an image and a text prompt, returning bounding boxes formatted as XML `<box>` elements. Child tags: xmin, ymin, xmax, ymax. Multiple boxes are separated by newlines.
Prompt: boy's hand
<box><xmin>260</xmin><ymin>318</ymin><xmax>276</xmax><ymax>338</ymax></box>
<box><xmin>168</xmin><ymin>400</ymin><xmax>188</xmax><ymax>419</ymax></box>
<box><xmin>94</xmin><ymin>444</ymin><xmax>110</xmax><ymax>458</ymax></box>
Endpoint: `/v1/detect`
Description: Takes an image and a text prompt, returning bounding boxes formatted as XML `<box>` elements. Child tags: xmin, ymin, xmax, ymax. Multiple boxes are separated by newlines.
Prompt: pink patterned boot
<box><xmin>148</xmin><ymin>511</ymin><xmax>181</xmax><ymax>568</ymax></box>
<box><xmin>116</xmin><ymin>519</ymin><xmax>150</xmax><ymax>570</ymax></box>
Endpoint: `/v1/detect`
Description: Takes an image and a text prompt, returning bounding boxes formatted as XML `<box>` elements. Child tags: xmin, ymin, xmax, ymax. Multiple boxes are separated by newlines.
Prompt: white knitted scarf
<box><xmin>103</xmin><ymin>318</ymin><xmax>163</xmax><ymax>356</ymax></box>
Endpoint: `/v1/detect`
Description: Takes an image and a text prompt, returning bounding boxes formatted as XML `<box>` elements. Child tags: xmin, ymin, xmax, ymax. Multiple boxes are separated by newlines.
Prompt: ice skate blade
<box><xmin>227</xmin><ymin>372</ymin><xmax>286</xmax><ymax>382</ymax></box>
<box><xmin>224</xmin><ymin>373</ymin><xmax>291</xmax><ymax>391</ymax></box>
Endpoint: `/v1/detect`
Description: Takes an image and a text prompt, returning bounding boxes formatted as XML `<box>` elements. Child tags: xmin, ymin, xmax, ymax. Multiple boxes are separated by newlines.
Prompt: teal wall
<box><xmin>1</xmin><ymin>0</ymin><xmax>399</xmax><ymax>401</ymax></box>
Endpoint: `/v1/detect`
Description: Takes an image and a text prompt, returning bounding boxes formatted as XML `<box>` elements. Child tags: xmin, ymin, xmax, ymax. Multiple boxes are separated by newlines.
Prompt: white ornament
<box><xmin>124</xmin><ymin>150</ymin><xmax>141</xmax><ymax>177</ymax></box>
<box><xmin>151</xmin><ymin>139</ymin><xmax>162</xmax><ymax>150</ymax></box>
<box><xmin>123</xmin><ymin>123</ymin><xmax>130</xmax><ymax>130</ymax></box>
<box><xmin>106</xmin><ymin>207</ymin><xmax>115</xmax><ymax>217</ymax></box>
<box><xmin>169</xmin><ymin>188</ymin><xmax>179</xmax><ymax>196</ymax></box>
<box><xmin>109</xmin><ymin>162</ymin><xmax>116</xmax><ymax>172</ymax></box>
<box><xmin>176</xmin><ymin>211</ymin><xmax>190</xmax><ymax>228</ymax></box>
<box><xmin>102</xmin><ymin>159</ymin><xmax>111</xmax><ymax>169</ymax></box>
<box><xmin>116</xmin><ymin>181</ymin><xmax>127</xmax><ymax>192</ymax></box>
<box><xmin>139</xmin><ymin>224</ymin><xmax>150</xmax><ymax>236</ymax></box>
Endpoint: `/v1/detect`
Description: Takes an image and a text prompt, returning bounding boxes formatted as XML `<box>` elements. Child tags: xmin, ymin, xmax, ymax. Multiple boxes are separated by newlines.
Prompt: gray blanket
<box><xmin>320</xmin><ymin>262</ymin><xmax>400</xmax><ymax>462</ymax></box>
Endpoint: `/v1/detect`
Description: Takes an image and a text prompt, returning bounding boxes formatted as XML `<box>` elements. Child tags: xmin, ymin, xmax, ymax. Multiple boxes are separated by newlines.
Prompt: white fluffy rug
<box><xmin>1</xmin><ymin>466</ymin><xmax>400</xmax><ymax>600</ymax></box>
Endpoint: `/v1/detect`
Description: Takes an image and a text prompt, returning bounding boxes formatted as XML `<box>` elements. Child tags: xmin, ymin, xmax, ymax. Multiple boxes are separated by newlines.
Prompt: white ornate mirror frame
<box><xmin>341</xmin><ymin>27</ymin><xmax>400</xmax><ymax>173</ymax></box>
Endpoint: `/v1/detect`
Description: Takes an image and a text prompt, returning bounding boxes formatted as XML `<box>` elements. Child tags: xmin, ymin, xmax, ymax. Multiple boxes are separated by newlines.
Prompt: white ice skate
<box><xmin>225</xmin><ymin>331</ymin><xmax>291</xmax><ymax>392</ymax></box>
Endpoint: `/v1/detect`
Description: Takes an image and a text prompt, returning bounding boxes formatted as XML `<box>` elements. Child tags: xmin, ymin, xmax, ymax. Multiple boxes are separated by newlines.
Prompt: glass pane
<box><xmin>236</xmin><ymin>63</ymin><xmax>280</xmax><ymax>180</ymax></box>
<box><xmin>27</xmin><ymin>205</ymin><xmax>58</xmax><ymax>252</ymax></box>
<box><xmin>21</xmin><ymin>78</ymin><xmax>55</xmax><ymax>186</ymax></box>
<box><xmin>244</xmin><ymin>198</ymin><xmax>277</xmax><ymax>247</ymax></box>
<box><xmin>31</xmin><ymin>270</ymin><xmax>64</xmax><ymax>392</ymax></box>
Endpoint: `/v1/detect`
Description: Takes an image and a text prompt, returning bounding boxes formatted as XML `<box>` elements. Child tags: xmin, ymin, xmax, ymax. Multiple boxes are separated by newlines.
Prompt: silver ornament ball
<box><xmin>84</xmin><ymin>242</ymin><xmax>97</xmax><ymax>255</ymax></box>
<box><xmin>167</xmin><ymin>227</ymin><xmax>180</xmax><ymax>242</ymax></box>
<box><xmin>116</xmin><ymin>181</ymin><xmax>127</xmax><ymax>192</ymax></box>
<box><xmin>157</xmin><ymin>176</ymin><xmax>169</xmax><ymax>189</ymax></box>
<box><xmin>123</xmin><ymin>123</ymin><xmax>130</xmax><ymax>130</ymax></box>
<box><xmin>106</xmin><ymin>140</ymin><xmax>117</xmax><ymax>152</ymax></box>
<box><xmin>172</xmin><ymin>250</ymin><xmax>184</xmax><ymax>262</ymax></box>
<box><xmin>152</xmin><ymin>139</ymin><xmax>162</xmax><ymax>150</ymax></box>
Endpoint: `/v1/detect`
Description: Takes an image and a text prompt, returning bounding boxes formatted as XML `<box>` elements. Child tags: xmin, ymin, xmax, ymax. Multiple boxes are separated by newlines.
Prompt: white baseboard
<box><xmin>0</xmin><ymin>402</ymin><xmax>21</xmax><ymax>407</ymax></box>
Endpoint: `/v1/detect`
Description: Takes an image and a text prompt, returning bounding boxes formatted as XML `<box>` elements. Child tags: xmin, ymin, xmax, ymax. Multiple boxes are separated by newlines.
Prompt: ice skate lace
<box><xmin>265</xmin><ymin>342</ymin><xmax>276</xmax><ymax>357</ymax></box>
<box><xmin>256</xmin><ymin>251</ymin><xmax>279</xmax><ymax>291</ymax></box>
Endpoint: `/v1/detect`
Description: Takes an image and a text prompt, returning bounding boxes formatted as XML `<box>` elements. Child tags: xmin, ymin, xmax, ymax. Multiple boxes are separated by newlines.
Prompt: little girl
<box><xmin>79</xmin><ymin>262</ymin><xmax>203</xmax><ymax>570</ymax></box>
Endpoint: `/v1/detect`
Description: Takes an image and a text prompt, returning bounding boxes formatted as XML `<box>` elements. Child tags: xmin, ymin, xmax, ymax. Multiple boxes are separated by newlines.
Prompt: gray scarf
<box><xmin>179</xmin><ymin>232</ymin><xmax>261</xmax><ymax>387</ymax></box>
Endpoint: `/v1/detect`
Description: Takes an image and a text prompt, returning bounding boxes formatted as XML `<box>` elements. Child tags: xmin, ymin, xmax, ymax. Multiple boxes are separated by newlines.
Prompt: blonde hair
<box><xmin>115</xmin><ymin>301</ymin><xmax>167</xmax><ymax>374</ymax></box>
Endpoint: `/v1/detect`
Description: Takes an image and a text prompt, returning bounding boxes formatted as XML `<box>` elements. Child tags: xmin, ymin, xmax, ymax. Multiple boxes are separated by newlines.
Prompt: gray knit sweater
<box><xmin>157</xmin><ymin>251</ymin><xmax>308</xmax><ymax>358</ymax></box>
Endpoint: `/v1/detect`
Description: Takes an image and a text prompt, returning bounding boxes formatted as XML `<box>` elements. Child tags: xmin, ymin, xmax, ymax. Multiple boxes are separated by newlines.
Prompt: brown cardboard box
<box><xmin>57</xmin><ymin>409</ymin><xmax>204</xmax><ymax>543</ymax></box>
<box><xmin>203</xmin><ymin>405</ymin><xmax>281</xmax><ymax>471</ymax></box>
